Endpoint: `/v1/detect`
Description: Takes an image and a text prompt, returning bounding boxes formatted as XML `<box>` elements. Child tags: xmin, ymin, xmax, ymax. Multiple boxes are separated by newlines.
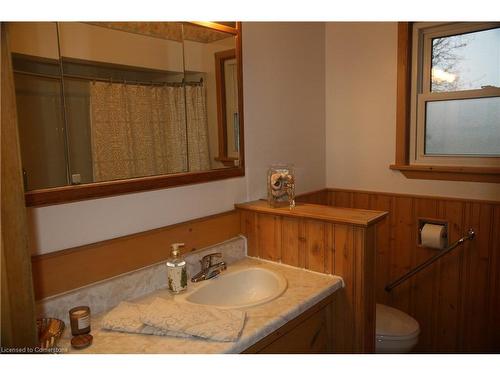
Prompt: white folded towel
<box><xmin>142</xmin><ymin>298</ymin><xmax>246</xmax><ymax>342</ymax></box>
<box><xmin>101</xmin><ymin>301</ymin><xmax>190</xmax><ymax>338</ymax></box>
<box><xmin>101</xmin><ymin>298</ymin><xmax>246</xmax><ymax>342</ymax></box>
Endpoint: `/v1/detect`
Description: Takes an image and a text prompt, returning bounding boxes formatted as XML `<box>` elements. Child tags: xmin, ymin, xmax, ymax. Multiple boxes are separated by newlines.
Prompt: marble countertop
<box><xmin>59</xmin><ymin>257</ymin><xmax>343</xmax><ymax>354</ymax></box>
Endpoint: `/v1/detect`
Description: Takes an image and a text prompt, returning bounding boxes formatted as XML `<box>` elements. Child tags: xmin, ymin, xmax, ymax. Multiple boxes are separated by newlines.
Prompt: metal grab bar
<box><xmin>385</xmin><ymin>228</ymin><xmax>475</xmax><ymax>293</ymax></box>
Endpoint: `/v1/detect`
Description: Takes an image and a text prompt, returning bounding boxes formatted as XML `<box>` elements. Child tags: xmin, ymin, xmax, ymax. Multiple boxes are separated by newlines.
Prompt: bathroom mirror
<box><xmin>8</xmin><ymin>22</ymin><xmax>244</xmax><ymax>206</ymax></box>
<box><xmin>182</xmin><ymin>23</ymin><xmax>240</xmax><ymax>169</ymax></box>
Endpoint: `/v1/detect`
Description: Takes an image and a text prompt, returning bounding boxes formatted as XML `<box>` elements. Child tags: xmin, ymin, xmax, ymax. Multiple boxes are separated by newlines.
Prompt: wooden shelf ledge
<box><xmin>235</xmin><ymin>200</ymin><xmax>387</xmax><ymax>227</ymax></box>
<box><xmin>390</xmin><ymin>164</ymin><xmax>500</xmax><ymax>183</ymax></box>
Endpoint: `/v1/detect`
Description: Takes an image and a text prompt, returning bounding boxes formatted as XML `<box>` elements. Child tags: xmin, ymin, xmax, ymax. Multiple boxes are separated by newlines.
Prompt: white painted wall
<box><xmin>59</xmin><ymin>23</ymin><xmax>184</xmax><ymax>73</ymax></box>
<box><xmin>325</xmin><ymin>22</ymin><xmax>500</xmax><ymax>201</ymax></box>
<box><xmin>28</xmin><ymin>22</ymin><xmax>327</xmax><ymax>255</ymax></box>
<box><xmin>9</xmin><ymin>22</ymin><xmax>59</xmax><ymax>59</ymax></box>
<box><xmin>243</xmin><ymin>22</ymin><xmax>326</xmax><ymax>200</ymax></box>
<box><xmin>27</xmin><ymin>178</ymin><xmax>247</xmax><ymax>255</ymax></box>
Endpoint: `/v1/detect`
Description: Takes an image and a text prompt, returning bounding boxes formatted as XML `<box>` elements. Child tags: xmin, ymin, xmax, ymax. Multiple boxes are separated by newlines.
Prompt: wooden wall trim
<box><xmin>395</xmin><ymin>22</ymin><xmax>413</xmax><ymax>166</ymax></box>
<box><xmin>295</xmin><ymin>188</ymin><xmax>330</xmax><ymax>204</ymax></box>
<box><xmin>390</xmin><ymin>164</ymin><xmax>500</xmax><ymax>184</ymax></box>
<box><xmin>31</xmin><ymin>210</ymin><xmax>241</xmax><ymax>300</ymax></box>
<box><xmin>214</xmin><ymin>48</ymin><xmax>236</xmax><ymax>162</ymax></box>
<box><xmin>1</xmin><ymin>23</ymin><xmax>38</xmax><ymax>348</ymax></box>
<box><xmin>326</xmin><ymin>187</ymin><xmax>500</xmax><ymax>205</ymax></box>
<box><xmin>25</xmin><ymin>168</ymin><xmax>245</xmax><ymax>207</ymax></box>
<box><xmin>236</xmin><ymin>200</ymin><xmax>387</xmax><ymax>227</ymax></box>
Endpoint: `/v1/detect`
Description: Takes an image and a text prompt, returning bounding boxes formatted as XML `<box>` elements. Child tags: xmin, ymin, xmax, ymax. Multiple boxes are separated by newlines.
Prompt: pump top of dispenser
<box><xmin>170</xmin><ymin>243</ymin><xmax>185</xmax><ymax>257</ymax></box>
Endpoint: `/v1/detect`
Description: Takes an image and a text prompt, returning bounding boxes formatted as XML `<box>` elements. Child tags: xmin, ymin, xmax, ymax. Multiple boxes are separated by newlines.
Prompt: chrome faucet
<box><xmin>191</xmin><ymin>252</ymin><xmax>227</xmax><ymax>282</ymax></box>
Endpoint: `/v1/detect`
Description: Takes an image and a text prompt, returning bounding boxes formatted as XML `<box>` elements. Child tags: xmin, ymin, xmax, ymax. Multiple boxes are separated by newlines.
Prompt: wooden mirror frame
<box><xmin>23</xmin><ymin>22</ymin><xmax>244</xmax><ymax>207</ymax></box>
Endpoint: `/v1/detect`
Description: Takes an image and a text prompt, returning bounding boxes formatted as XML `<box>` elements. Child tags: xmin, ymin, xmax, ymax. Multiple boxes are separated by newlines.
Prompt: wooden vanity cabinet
<box><xmin>242</xmin><ymin>294</ymin><xmax>335</xmax><ymax>354</ymax></box>
<box><xmin>236</xmin><ymin>200</ymin><xmax>387</xmax><ymax>353</ymax></box>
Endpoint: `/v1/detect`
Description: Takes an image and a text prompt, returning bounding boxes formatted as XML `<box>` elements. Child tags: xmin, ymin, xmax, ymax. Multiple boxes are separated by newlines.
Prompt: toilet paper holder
<box><xmin>386</xmin><ymin>227</ymin><xmax>475</xmax><ymax>292</ymax></box>
<box><xmin>418</xmin><ymin>218</ymin><xmax>448</xmax><ymax>249</ymax></box>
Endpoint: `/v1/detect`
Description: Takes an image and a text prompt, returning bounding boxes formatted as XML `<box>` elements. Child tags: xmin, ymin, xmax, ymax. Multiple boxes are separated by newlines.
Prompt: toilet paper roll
<box><xmin>421</xmin><ymin>223</ymin><xmax>447</xmax><ymax>249</ymax></box>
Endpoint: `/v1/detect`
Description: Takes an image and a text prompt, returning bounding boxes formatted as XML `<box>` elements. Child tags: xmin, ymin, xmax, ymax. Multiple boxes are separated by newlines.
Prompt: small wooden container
<box><xmin>69</xmin><ymin>306</ymin><xmax>91</xmax><ymax>335</ymax></box>
<box><xmin>71</xmin><ymin>334</ymin><xmax>93</xmax><ymax>350</ymax></box>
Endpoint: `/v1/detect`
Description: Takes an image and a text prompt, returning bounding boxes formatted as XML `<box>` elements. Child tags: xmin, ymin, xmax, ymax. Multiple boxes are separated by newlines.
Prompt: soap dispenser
<box><xmin>166</xmin><ymin>243</ymin><xmax>188</xmax><ymax>294</ymax></box>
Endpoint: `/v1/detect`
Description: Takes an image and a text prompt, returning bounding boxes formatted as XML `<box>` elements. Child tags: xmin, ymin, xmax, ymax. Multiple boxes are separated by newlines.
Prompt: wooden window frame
<box><xmin>213</xmin><ymin>48</ymin><xmax>239</xmax><ymax>167</ymax></box>
<box><xmin>390</xmin><ymin>22</ymin><xmax>500</xmax><ymax>183</ymax></box>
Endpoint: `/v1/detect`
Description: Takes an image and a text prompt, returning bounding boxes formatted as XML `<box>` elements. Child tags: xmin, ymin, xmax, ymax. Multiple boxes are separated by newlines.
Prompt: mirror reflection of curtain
<box><xmin>89</xmin><ymin>82</ymin><xmax>188</xmax><ymax>182</ymax></box>
<box><xmin>185</xmin><ymin>85</ymin><xmax>211</xmax><ymax>172</ymax></box>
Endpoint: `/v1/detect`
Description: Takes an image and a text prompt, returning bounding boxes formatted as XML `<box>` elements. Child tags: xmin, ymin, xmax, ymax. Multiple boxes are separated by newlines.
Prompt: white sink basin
<box><xmin>175</xmin><ymin>267</ymin><xmax>287</xmax><ymax>309</ymax></box>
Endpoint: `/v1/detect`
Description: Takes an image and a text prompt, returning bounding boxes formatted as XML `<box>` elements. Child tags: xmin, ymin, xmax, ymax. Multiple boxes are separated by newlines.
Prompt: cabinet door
<box><xmin>257</xmin><ymin>306</ymin><xmax>330</xmax><ymax>354</ymax></box>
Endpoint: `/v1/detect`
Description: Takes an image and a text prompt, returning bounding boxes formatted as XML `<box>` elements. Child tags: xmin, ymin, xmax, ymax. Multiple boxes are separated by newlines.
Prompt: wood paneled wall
<box><xmin>298</xmin><ymin>188</ymin><xmax>500</xmax><ymax>353</ymax></box>
<box><xmin>239</xmin><ymin>208</ymin><xmax>378</xmax><ymax>353</ymax></box>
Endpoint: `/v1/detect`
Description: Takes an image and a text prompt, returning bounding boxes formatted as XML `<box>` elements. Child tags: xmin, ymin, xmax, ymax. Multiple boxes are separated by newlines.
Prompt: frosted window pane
<box><xmin>425</xmin><ymin>97</ymin><xmax>500</xmax><ymax>155</ymax></box>
<box><xmin>431</xmin><ymin>27</ymin><xmax>500</xmax><ymax>92</ymax></box>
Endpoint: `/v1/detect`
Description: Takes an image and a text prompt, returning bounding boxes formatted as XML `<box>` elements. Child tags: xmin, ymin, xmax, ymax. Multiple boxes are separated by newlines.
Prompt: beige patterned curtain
<box><xmin>89</xmin><ymin>82</ymin><xmax>187</xmax><ymax>181</ymax></box>
<box><xmin>185</xmin><ymin>85</ymin><xmax>211</xmax><ymax>172</ymax></box>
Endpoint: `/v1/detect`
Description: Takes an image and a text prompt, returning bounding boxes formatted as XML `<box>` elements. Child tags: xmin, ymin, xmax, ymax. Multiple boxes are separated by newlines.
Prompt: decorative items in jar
<box><xmin>267</xmin><ymin>164</ymin><xmax>295</xmax><ymax>209</ymax></box>
<box><xmin>36</xmin><ymin>318</ymin><xmax>65</xmax><ymax>350</ymax></box>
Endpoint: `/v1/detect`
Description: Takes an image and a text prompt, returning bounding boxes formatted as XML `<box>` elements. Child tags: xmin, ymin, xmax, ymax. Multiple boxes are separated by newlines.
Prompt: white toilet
<box><xmin>376</xmin><ymin>304</ymin><xmax>420</xmax><ymax>353</ymax></box>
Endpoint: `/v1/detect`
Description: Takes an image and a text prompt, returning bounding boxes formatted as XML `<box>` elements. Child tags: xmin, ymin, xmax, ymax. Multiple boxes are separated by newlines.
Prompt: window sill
<box><xmin>390</xmin><ymin>164</ymin><xmax>500</xmax><ymax>183</ymax></box>
<box><xmin>214</xmin><ymin>156</ymin><xmax>239</xmax><ymax>167</ymax></box>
